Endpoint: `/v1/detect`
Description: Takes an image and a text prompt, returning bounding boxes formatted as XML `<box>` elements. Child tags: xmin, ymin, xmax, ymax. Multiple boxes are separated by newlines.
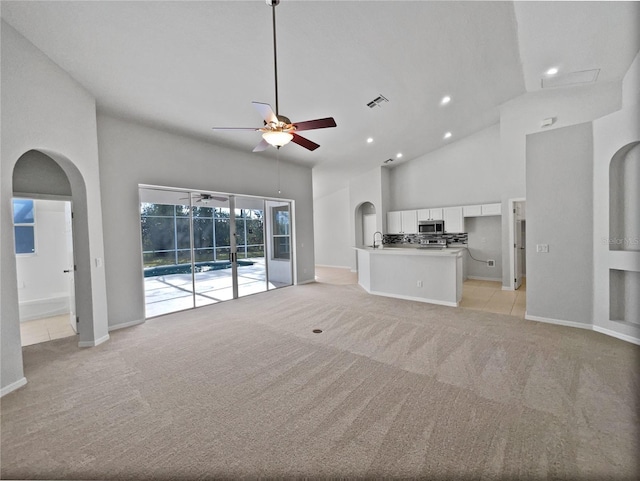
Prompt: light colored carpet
<box><xmin>1</xmin><ymin>282</ymin><xmax>638</xmax><ymax>480</ymax></box>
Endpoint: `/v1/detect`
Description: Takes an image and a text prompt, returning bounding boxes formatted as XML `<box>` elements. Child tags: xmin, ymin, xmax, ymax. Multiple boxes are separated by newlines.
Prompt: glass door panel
<box><xmin>236</xmin><ymin>197</ymin><xmax>267</xmax><ymax>298</ymax></box>
<box><xmin>193</xmin><ymin>194</ymin><xmax>234</xmax><ymax>306</ymax></box>
<box><xmin>140</xmin><ymin>188</ymin><xmax>194</xmax><ymax>317</ymax></box>
<box><xmin>265</xmin><ymin>200</ymin><xmax>293</xmax><ymax>289</ymax></box>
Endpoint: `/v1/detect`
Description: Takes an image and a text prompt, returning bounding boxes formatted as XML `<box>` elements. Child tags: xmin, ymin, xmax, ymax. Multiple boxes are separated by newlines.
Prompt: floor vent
<box><xmin>367</xmin><ymin>94</ymin><xmax>389</xmax><ymax>108</ymax></box>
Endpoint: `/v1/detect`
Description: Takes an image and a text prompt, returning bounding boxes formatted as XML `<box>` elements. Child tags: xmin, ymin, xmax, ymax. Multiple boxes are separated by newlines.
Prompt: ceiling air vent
<box><xmin>367</xmin><ymin>95</ymin><xmax>389</xmax><ymax>108</ymax></box>
<box><xmin>542</xmin><ymin>69</ymin><xmax>600</xmax><ymax>89</ymax></box>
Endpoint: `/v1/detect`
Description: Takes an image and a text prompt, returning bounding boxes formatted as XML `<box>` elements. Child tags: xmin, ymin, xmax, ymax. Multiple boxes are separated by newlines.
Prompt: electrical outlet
<box><xmin>417</xmin><ymin>280</ymin><xmax>423</xmax><ymax>287</ymax></box>
<box><xmin>487</xmin><ymin>259</ymin><xmax>495</xmax><ymax>267</ymax></box>
<box><xmin>536</xmin><ymin>244</ymin><xmax>549</xmax><ymax>253</ymax></box>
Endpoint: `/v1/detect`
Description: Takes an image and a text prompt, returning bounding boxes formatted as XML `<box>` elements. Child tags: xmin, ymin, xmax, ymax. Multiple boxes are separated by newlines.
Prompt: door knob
<box><xmin>63</xmin><ymin>269</ymin><xmax>71</xmax><ymax>273</ymax></box>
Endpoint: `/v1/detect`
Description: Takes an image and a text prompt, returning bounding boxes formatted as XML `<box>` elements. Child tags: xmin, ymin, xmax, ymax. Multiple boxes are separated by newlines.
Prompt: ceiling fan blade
<box><xmin>212</xmin><ymin>127</ymin><xmax>259</xmax><ymax>131</ymax></box>
<box><xmin>252</xmin><ymin>102</ymin><xmax>278</xmax><ymax>124</ymax></box>
<box><xmin>252</xmin><ymin>138</ymin><xmax>270</xmax><ymax>152</ymax></box>
<box><xmin>291</xmin><ymin>133</ymin><xmax>320</xmax><ymax>151</ymax></box>
<box><xmin>293</xmin><ymin>117</ymin><xmax>337</xmax><ymax>132</ymax></box>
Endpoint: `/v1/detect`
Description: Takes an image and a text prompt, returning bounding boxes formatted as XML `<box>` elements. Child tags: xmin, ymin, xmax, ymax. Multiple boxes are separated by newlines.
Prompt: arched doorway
<box><xmin>11</xmin><ymin>149</ymin><xmax>104</xmax><ymax>347</ymax></box>
<box><xmin>355</xmin><ymin>201</ymin><xmax>377</xmax><ymax>247</ymax></box>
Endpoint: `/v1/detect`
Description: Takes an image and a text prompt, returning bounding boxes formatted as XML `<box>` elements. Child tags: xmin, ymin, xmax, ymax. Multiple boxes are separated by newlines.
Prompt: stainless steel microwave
<box><xmin>418</xmin><ymin>220</ymin><xmax>445</xmax><ymax>234</ymax></box>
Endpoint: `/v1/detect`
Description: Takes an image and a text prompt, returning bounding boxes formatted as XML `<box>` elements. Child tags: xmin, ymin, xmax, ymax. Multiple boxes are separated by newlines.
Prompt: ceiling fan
<box><xmin>180</xmin><ymin>193</ymin><xmax>228</xmax><ymax>204</ymax></box>
<box><xmin>212</xmin><ymin>0</ymin><xmax>336</xmax><ymax>152</ymax></box>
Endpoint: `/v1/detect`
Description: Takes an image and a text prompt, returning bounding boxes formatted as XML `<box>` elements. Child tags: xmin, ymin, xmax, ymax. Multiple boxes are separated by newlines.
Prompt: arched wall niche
<box><xmin>355</xmin><ymin>201</ymin><xmax>377</xmax><ymax>248</ymax></box>
<box><xmin>12</xmin><ymin>149</ymin><xmax>97</xmax><ymax>343</ymax></box>
<box><xmin>609</xmin><ymin>141</ymin><xmax>640</xmax><ymax>252</ymax></box>
<box><xmin>608</xmin><ymin>141</ymin><xmax>640</xmax><ymax>326</ymax></box>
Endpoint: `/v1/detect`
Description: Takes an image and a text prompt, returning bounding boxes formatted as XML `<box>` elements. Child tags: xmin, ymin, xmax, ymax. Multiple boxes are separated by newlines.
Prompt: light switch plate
<box><xmin>536</xmin><ymin>244</ymin><xmax>549</xmax><ymax>253</ymax></box>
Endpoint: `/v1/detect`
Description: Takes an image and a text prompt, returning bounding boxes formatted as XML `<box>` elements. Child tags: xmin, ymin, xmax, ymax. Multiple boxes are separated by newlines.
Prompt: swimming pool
<box><xmin>144</xmin><ymin>259</ymin><xmax>255</xmax><ymax>277</ymax></box>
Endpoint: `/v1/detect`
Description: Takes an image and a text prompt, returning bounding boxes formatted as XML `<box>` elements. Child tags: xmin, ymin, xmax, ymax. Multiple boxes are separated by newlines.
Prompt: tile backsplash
<box><xmin>383</xmin><ymin>233</ymin><xmax>468</xmax><ymax>246</ymax></box>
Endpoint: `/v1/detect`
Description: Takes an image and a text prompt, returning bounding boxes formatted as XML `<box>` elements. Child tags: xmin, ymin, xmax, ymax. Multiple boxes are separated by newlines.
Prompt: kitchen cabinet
<box><xmin>463</xmin><ymin>205</ymin><xmax>482</xmax><ymax>217</ymax></box>
<box><xmin>443</xmin><ymin>206</ymin><xmax>464</xmax><ymax>233</ymax></box>
<box><xmin>387</xmin><ymin>210</ymin><xmax>417</xmax><ymax>234</ymax></box>
<box><xmin>481</xmin><ymin>203</ymin><xmax>501</xmax><ymax>216</ymax></box>
<box><xmin>417</xmin><ymin>208</ymin><xmax>443</xmax><ymax>221</ymax></box>
<box><xmin>387</xmin><ymin>211</ymin><xmax>402</xmax><ymax>234</ymax></box>
<box><xmin>401</xmin><ymin>210</ymin><xmax>418</xmax><ymax>234</ymax></box>
<box><xmin>463</xmin><ymin>203</ymin><xmax>502</xmax><ymax>217</ymax></box>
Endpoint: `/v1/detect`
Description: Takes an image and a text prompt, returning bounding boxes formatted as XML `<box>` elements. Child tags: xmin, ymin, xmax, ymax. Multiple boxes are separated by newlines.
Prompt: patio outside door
<box><xmin>141</xmin><ymin>187</ymin><xmax>286</xmax><ymax>318</ymax></box>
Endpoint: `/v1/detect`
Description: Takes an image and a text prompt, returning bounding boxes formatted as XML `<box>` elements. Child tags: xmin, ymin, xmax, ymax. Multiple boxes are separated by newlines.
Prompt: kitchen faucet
<box><xmin>372</xmin><ymin>231</ymin><xmax>383</xmax><ymax>249</ymax></box>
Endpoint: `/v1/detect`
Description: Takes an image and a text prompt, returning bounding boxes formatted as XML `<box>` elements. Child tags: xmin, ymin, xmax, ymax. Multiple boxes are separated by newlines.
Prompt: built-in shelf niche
<box><xmin>609</xmin><ymin>142</ymin><xmax>640</xmax><ymax>325</ymax></box>
<box><xmin>609</xmin><ymin>142</ymin><xmax>639</xmax><ymax>252</ymax></box>
<box><xmin>610</xmin><ymin>269</ymin><xmax>640</xmax><ymax>325</ymax></box>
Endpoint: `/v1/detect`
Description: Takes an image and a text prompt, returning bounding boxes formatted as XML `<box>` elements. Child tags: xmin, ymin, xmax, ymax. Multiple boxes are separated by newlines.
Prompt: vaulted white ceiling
<box><xmin>2</xmin><ymin>1</ymin><xmax>638</xmax><ymax>197</ymax></box>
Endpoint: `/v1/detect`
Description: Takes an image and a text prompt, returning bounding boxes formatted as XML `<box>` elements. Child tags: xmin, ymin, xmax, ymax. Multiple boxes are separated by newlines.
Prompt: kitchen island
<box><xmin>354</xmin><ymin>246</ymin><xmax>465</xmax><ymax>307</ymax></box>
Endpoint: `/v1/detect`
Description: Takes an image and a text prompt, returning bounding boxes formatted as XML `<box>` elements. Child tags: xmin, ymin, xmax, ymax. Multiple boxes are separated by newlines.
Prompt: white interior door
<box><xmin>64</xmin><ymin>201</ymin><xmax>77</xmax><ymax>333</ymax></box>
<box><xmin>362</xmin><ymin>214</ymin><xmax>376</xmax><ymax>246</ymax></box>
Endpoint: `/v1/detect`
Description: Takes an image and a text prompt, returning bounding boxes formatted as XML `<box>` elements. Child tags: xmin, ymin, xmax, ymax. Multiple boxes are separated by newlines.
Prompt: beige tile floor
<box><xmin>19</xmin><ymin>314</ymin><xmax>77</xmax><ymax>347</ymax></box>
<box><xmin>315</xmin><ymin>266</ymin><xmax>526</xmax><ymax>318</ymax></box>
<box><xmin>460</xmin><ymin>278</ymin><xmax>526</xmax><ymax>318</ymax></box>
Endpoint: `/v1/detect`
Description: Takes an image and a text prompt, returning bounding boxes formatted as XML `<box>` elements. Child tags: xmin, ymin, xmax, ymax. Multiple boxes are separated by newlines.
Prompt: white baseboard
<box><xmin>593</xmin><ymin>326</ymin><xmax>640</xmax><ymax>345</ymax></box>
<box><xmin>296</xmin><ymin>279</ymin><xmax>315</xmax><ymax>285</ymax></box>
<box><xmin>0</xmin><ymin>377</ymin><xmax>27</xmax><ymax>397</ymax></box>
<box><xmin>19</xmin><ymin>295</ymin><xmax>69</xmax><ymax>322</ymax></box>
<box><xmin>108</xmin><ymin>319</ymin><xmax>145</xmax><ymax>332</ymax></box>
<box><xmin>525</xmin><ymin>313</ymin><xmax>592</xmax><ymax>330</ymax></box>
<box><xmin>315</xmin><ymin>264</ymin><xmax>352</xmax><ymax>270</ymax></box>
<box><xmin>78</xmin><ymin>334</ymin><xmax>110</xmax><ymax>348</ymax></box>
<box><xmin>369</xmin><ymin>290</ymin><xmax>458</xmax><ymax>308</ymax></box>
<box><xmin>467</xmin><ymin>276</ymin><xmax>502</xmax><ymax>282</ymax></box>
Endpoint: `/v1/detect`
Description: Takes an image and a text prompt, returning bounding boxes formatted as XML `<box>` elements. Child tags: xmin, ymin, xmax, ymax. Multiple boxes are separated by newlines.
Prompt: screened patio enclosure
<box><xmin>139</xmin><ymin>187</ymin><xmax>293</xmax><ymax>317</ymax></box>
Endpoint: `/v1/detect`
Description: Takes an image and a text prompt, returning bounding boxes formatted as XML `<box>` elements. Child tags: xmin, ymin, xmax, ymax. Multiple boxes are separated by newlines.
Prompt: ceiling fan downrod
<box><xmin>268</xmin><ymin>0</ymin><xmax>280</xmax><ymax>116</ymax></box>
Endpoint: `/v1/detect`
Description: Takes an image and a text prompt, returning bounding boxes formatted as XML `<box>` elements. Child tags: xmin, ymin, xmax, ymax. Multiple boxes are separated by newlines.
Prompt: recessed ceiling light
<box><xmin>546</xmin><ymin>67</ymin><xmax>559</xmax><ymax>76</ymax></box>
<box><xmin>367</xmin><ymin>137</ymin><xmax>374</xmax><ymax>143</ymax></box>
<box><xmin>440</xmin><ymin>95</ymin><xmax>451</xmax><ymax>105</ymax></box>
<box><xmin>396</xmin><ymin>153</ymin><xmax>403</xmax><ymax>158</ymax></box>
<box><xmin>444</xmin><ymin>132</ymin><xmax>452</xmax><ymax>139</ymax></box>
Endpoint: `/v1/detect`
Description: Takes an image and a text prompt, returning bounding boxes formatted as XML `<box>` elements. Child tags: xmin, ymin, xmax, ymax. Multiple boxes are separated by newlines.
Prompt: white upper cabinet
<box><xmin>463</xmin><ymin>205</ymin><xmax>482</xmax><ymax>217</ymax></box>
<box><xmin>443</xmin><ymin>206</ymin><xmax>464</xmax><ymax>233</ymax></box>
<box><xmin>417</xmin><ymin>208</ymin><xmax>443</xmax><ymax>221</ymax></box>
<box><xmin>401</xmin><ymin>210</ymin><xmax>418</xmax><ymax>234</ymax></box>
<box><xmin>387</xmin><ymin>211</ymin><xmax>403</xmax><ymax>234</ymax></box>
<box><xmin>417</xmin><ymin>209</ymin><xmax>430</xmax><ymax>221</ymax></box>
<box><xmin>463</xmin><ymin>203</ymin><xmax>502</xmax><ymax>217</ymax></box>
<box><xmin>481</xmin><ymin>203</ymin><xmax>502</xmax><ymax>216</ymax></box>
<box><xmin>387</xmin><ymin>210</ymin><xmax>417</xmax><ymax>234</ymax></box>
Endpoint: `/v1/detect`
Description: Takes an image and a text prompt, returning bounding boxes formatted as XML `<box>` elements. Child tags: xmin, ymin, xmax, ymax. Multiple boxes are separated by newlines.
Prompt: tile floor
<box><xmin>315</xmin><ymin>266</ymin><xmax>526</xmax><ymax>318</ymax></box>
<box><xmin>19</xmin><ymin>314</ymin><xmax>77</xmax><ymax>347</ymax></box>
<box><xmin>460</xmin><ymin>278</ymin><xmax>526</xmax><ymax>318</ymax></box>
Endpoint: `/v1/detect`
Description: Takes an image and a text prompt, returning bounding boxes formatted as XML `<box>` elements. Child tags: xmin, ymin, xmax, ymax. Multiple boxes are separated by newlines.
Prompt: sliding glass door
<box><xmin>140</xmin><ymin>187</ymin><xmax>291</xmax><ymax>318</ymax></box>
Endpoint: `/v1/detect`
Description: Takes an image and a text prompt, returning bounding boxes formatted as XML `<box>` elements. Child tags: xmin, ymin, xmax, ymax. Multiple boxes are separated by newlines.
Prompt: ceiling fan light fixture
<box><xmin>262</xmin><ymin>130</ymin><xmax>294</xmax><ymax>147</ymax></box>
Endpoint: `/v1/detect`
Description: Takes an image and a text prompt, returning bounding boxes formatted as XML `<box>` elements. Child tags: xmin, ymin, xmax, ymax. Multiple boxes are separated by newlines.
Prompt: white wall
<box><xmin>498</xmin><ymin>80</ymin><xmax>621</xmax><ymax>286</ymax></box>
<box><xmin>313</xmin><ymin>187</ymin><xmax>352</xmax><ymax>268</ymax></box>
<box><xmin>389</xmin><ymin>124</ymin><xmax>503</xmax><ymax>209</ymax></box>
<box><xmin>526</xmin><ymin>122</ymin><xmax>594</xmax><ymax>326</ymax></box>
<box><xmin>16</xmin><ymin>200</ymin><xmax>70</xmax><ymax>321</ymax></box>
<box><xmin>592</xmin><ymin>51</ymin><xmax>640</xmax><ymax>342</ymax></box>
<box><xmin>96</xmin><ymin>114</ymin><xmax>315</xmax><ymax>329</ymax></box>
<box><xmin>1</xmin><ymin>21</ymin><xmax>109</xmax><ymax>395</ymax></box>
<box><xmin>464</xmin><ymin>216</ymin><xmax>503</xmax><ymax>281</ymax></box>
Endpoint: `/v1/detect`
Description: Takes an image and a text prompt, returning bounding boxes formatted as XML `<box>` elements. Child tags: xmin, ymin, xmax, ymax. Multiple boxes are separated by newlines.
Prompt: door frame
<box><xmin>507</xmin><ymin>197</ymin><xmax>526</xmax><ymax>291</ymax></box>
<box><xmin>11</xmin><ymin>193</ymin><xmax>78</xmax><ymax>337</ymax></box>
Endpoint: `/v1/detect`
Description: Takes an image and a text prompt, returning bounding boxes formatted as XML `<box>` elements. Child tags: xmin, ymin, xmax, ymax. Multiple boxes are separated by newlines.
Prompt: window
<box><xmin>12</xmin><ymin>198</ymin><xmax>36</xmax><ymax>255</ymax></box>
<box><xmin>272</xmin><ymin>205</ymin><xmax>290</xmax><ymax>260</ymax></box>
